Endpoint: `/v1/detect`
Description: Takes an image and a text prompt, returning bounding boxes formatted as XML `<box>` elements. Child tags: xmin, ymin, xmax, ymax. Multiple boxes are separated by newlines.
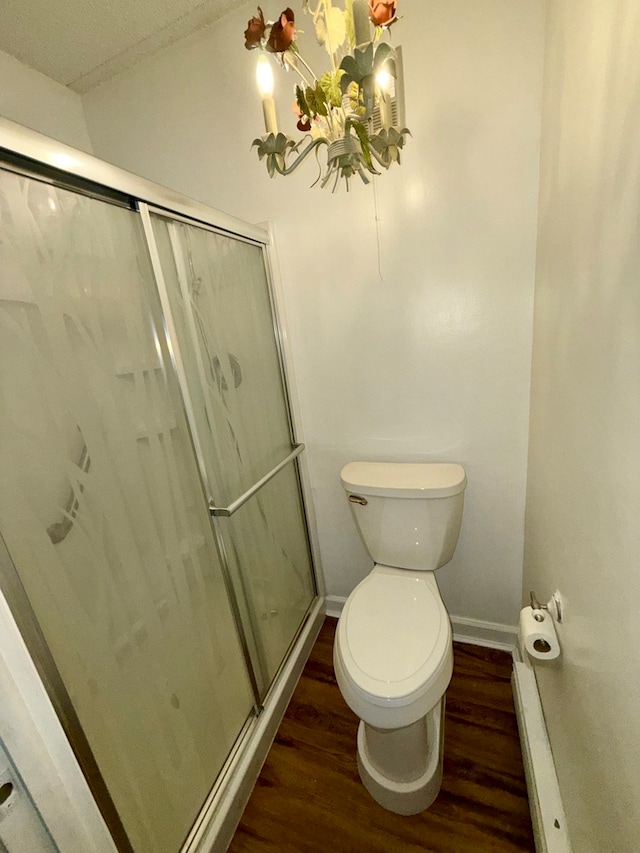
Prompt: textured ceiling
<box><xmin>0</xmin><ymin>0</ymin><xmax>247</xmax><ymax>93</ymax></box>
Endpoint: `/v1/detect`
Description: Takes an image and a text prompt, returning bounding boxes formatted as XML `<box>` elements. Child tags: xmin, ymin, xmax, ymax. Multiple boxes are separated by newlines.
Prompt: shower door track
<box><xmin>0</xmin><ymin>119</ymin><xmax>267</xmax><ymax>243</ymax></box>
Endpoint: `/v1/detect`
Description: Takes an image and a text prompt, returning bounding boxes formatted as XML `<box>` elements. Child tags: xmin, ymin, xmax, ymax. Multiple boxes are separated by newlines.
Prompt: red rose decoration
<box><xmin>368</xmin><ymin>0</ymin><xmax>397</xmax><ymax>27</ymax></box>
<box><xmin>292</xmin><ymin>100</ymin><xmax>311</xmax><ymax>132</ymax></box>
<box><xmin>244</xmin><ymin>7</ymin><xmax>266</xmax><ymax>49</ymax></box>
<box><xmin>267</xmin><ymin>8</ymin><xmax>296</xmax><ymax>53</ymax></box>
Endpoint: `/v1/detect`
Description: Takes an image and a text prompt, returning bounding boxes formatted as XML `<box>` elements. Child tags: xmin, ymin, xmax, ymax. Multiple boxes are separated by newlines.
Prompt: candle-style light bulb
<box><xmin>256</xmin><ymin>55</ymin><xmax>274</xmax><ymax>96</ymax></box>
<box><xmin>256</xmin><ymin>56</ymin><xmax>278</xmax><ymax>134</ymax></box>
<box><xmin>375</xmin><ymin>69</ymin><xmax>394</xmax><ymax>130</ymax></box>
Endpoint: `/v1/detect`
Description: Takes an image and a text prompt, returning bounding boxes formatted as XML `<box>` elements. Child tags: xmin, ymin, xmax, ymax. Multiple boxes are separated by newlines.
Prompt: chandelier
<box><xmin>244</xmin><ymin>1</ymin><xmax>410</xmax><ymax>190</ymax></box>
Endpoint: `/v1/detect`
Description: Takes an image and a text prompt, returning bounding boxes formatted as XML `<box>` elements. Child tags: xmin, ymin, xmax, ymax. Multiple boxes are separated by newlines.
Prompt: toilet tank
<box><xmin>341</xmin><ymin>462</ymin><xmax>466</xmax><ymax>571</ymax></box>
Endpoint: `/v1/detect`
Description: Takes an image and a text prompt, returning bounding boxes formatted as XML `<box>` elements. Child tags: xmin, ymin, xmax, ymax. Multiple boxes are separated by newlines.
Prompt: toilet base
<box><xmin>356</xmin><ymin>698</ymin><xmax>445</xmax><ymax>815</ymax></box>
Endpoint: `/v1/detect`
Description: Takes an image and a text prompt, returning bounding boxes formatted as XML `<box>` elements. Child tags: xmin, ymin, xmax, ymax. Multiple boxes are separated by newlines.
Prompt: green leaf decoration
<box><xmin>319</xmin><ymin>70</ymin><xmax>345</xmax><ymax>109</ymax></box>
<box><xmin>339</xmin><ymin>42</ymin><xmax>397</xmax><ymax>119</ymax></box>
<box><xmin>252</xmin><ymin>133</ymin><xmax>300</xmax><ymax>178</ymax></box>
<box><xmin>297</xmin><ymin>82</ymin><xmax>330</xmax><ymax>120</ymax></box>
<box><xmin>345</xmin><ymin>118</ymin><xmax>373</xmax><ymax>169</ymax></box>
<box><xmin>369</xmin><ymin>127</ymin><xmax>411</xmax><ymax>168</ymax></box>
<box><xmin>296</xmin><ymin>85</ymin><xmax>311</xmax><ymax>120</ymax></box>
<box><xmin>311</xmin><ymin>82</ymin><xmax>329</xmax><ymax>117</ymax></box>
<box><xmin>372</xmin><ymin>42</ymin><xmax>396</xmax><ymax>76</ymax></box>
<box><xmin>339</xmin><ymin>42</ymin><xmax>374</xmax><ymax>91</ymax></box>
<box><xmin>345</xmin><ymin>81</ymin><xmax>366</xmax><ymax>117</ymax></box>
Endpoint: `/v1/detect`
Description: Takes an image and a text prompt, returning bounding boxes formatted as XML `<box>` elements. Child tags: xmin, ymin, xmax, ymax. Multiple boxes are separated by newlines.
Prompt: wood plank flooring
<box><xmin>229</xmin><ymin>618</ymin><xmax>534</xmax><ymax>853</ymax></box>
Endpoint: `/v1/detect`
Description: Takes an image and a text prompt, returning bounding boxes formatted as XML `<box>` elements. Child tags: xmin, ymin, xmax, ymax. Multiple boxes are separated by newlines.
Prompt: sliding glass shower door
<box><xmin>0</xmin><ymin>169</ymin><xmax>256</xmax><ymax>852</ymax></box>
<box><xmin>147</xmin><ymin>213</ymin><xmax>316</xmax><ymax>695</ymax></box>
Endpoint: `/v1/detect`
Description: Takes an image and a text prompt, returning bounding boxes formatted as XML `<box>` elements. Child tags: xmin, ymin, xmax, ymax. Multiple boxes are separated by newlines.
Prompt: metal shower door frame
<box><xmin>0</xmin><ymin>116</ymin><xmax>325</xmax><ymax>853</ymax></box>
<box><xmin>139</xmin><ymin>202</ymin><xmax>320</xmax><ymax>698</ymax></box>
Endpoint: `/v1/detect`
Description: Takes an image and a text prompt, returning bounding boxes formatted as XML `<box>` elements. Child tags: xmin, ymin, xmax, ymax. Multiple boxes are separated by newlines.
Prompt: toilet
<box><xmin>333</xmin><ymin>461</ymin><xmax>467</xmax><ymax>815</ymax></box>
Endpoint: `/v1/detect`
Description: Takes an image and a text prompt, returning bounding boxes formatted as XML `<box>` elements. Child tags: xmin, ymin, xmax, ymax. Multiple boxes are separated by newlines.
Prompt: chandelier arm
<box><xmin>368</xmin><ymin>145</ymin><xmax>392</xmax><ymax>169</ymax></box>
<box><xmin>310</xmin><ymin>143</ymin><xmax>327</xmax><ymax>188</ymax></box>
<box><xmin>357</xmin><ymin>165</ymin><xmax>371</xmax><ymax>185</ymax></box>
<box><xmin>320</xmin><ymin>160</ymin><xmax>337</xmax><ymax>189</ymax></box>
<box><xmin>272</xmin><ymin>136</ymin><xmax>330</xmax><ymax>176</ymax></box>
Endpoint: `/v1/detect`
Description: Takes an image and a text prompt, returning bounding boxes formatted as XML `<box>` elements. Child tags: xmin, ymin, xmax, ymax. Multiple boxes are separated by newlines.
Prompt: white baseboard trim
<box><xmin>324</xmin><ymin>595</ymin><xmax>346</xmax><ymax>618</ymax></box>
<box><xmin>325</xmin><ymin>597</ymin><xmax>518</xmax><ymax>653</ymax></box>
<box><xmin>449</xmin><ymin>614</ymin><xmax>518</xmax><ymax>652</ymax></box>
<box><xmin>512</xmin><ymin>662</ymin><xmax>572</xmax><ymax>853</ymax></box>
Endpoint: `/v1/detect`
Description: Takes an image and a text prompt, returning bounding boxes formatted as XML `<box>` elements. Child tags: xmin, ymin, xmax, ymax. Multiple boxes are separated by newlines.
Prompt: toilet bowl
<box><xmin>333</xmin><ymin>461</ymin><xmax>466</xmax><ymax>815</ymax></box>
<box><xmin>334</xmin><ymin>565</ymin><xmax>452</xmax><ymax>730</ymax></box>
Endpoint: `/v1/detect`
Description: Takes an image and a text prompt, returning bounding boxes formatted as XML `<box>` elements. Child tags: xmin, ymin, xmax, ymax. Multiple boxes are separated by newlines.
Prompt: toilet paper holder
<box><xmin>529</xmin><ymin>591</ymin><xmax>546</xmax><ymax>621</ymax></box>
<box><xmin>529</xmin><ymin>590</ymin><xmax>564</xmax><ymax>623</ymax></box>
<box><xmin>521</xmin><ymin>594</ymin><xmax>562</xmax><ymax>660</ymax></box>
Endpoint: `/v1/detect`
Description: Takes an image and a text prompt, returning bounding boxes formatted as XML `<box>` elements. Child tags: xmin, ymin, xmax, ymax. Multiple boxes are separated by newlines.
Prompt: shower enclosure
<box><xmin>0</xmin><ymin>119</ymin><xmax>323</xmax><ymax>852</ymax></box>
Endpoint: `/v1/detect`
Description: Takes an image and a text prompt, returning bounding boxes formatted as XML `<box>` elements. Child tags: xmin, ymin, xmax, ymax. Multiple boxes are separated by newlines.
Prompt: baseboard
<box><xmin>449</xmin><ymin>614</ymin><xmax>518</xmax><ymax>652</ymax></box>
<box><xmin>512</xmin><ymin>662</ymin><xmax>572</xmax><ymax>853</ymax></box>
<box><xmin>325</xmin><ymin>597</ymin><xmax>518</xmax><ymax>653</ymax></box>
<box><xmin>324</xmin><ymin>595</ymin><xmax>346</xmax><ymax>618</ymax></box>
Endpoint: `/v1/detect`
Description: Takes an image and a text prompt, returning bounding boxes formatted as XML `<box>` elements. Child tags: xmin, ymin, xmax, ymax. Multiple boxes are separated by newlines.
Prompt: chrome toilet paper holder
<box><xmin>529</xmin><ymin>591</ymin><xmax>546</xmax><ymax>622</ymax></box>
<box><xmin>529</xmin><ymin>590</ymin><xmax>564</xmax><ymax>623</ymax></box>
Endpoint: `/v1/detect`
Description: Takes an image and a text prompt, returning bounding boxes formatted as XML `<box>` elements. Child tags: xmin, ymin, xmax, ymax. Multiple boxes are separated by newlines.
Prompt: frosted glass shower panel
<box><xmin>221</xmin><ymin>462</ymin><xmax>316</xmax><ymax>689</ymax></box>
<box><xmin>0</xmin><ymin>171</ymin><xmax>254</xmax><ymax>852</ymax></box>
<box><xmin>150</xmin><ymin>216</ymin><xmax>293</xmax><ymax>506</ymax></box>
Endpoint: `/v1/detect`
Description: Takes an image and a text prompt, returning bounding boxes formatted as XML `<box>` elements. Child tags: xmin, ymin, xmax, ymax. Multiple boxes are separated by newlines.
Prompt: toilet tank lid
<box><xmin>341</xmin><ymin>462</ymin><xmax>466</xmax><ymax>499</ymax></box>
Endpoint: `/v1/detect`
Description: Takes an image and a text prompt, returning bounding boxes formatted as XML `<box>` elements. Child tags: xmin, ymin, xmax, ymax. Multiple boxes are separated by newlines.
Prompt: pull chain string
<box><xmin>373</xmin><ymin>176</ymin><xmax>385</xmax><ymax>284</ymax></box>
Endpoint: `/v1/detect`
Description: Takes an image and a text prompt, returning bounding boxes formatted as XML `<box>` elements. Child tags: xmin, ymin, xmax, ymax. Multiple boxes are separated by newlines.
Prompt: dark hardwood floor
<box><xmin>229</xmin><ymin>618</ymin><xmax>534</xmax><ymax>853</ymax></box>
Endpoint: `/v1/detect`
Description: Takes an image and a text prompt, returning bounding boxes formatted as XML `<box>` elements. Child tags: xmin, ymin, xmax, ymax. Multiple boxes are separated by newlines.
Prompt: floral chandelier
<box><xmin>244</xmin><ymin>1</ymin><xmax>410</xmax><ymax>190</ymax></box>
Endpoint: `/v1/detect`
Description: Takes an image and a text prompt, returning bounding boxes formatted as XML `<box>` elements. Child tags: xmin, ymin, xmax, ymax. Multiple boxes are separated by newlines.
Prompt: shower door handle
<box><xmin>208</xmin><ymin>443</ymin><xmax>305</xmax><ymax>517</ymax></box>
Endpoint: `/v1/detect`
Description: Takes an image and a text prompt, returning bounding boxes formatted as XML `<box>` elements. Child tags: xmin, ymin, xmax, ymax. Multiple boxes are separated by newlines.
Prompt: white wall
<box><xmin>524</xmin><ymin>2</ymin><xmax>640</xmax><ymax>850</ymax></box>
<box><xmin>0</xmin><ymin>49</ymin><xmax>92</xmax><ymax>151</ymax></box>
<box><xmin>83</xmin><ymin>0</ymin><xmax>546</xmax><ymax>626</ymax></box>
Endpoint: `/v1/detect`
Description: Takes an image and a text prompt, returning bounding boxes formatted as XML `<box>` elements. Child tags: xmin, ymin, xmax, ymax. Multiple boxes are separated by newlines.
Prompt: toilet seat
<box><xmin>334</xmin><ymin>565</ymin><xmax>453</xmax><ymax>729</ymax></box>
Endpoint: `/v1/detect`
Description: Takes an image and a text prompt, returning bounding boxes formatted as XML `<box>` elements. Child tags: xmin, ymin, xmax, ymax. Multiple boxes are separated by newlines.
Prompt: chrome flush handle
<box><xmin>348</xmin><ymin>495</ymin><xmax>368</xmax><ymax>506</ymax></box>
